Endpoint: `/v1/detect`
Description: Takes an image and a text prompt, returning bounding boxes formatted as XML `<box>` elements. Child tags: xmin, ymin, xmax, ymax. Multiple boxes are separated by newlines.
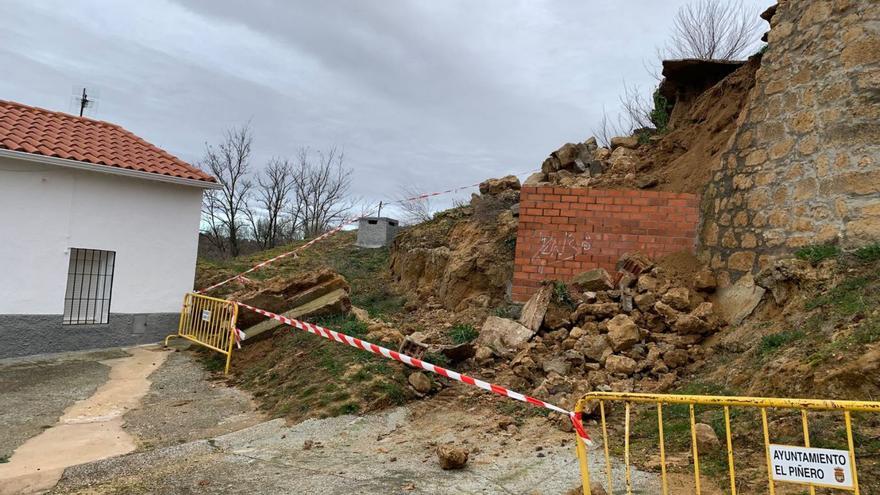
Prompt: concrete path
<box><xmin>0</xmin><ymin>347</ymin><xmax>167</xmax><ymax>494</ymax></box>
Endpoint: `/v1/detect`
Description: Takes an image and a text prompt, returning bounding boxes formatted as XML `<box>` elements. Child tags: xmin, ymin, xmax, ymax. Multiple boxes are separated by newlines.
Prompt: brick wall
<box><xmin>512</xmin><ymin>186</ymin><xmax>700</xmax><ymax>302</ymax></box>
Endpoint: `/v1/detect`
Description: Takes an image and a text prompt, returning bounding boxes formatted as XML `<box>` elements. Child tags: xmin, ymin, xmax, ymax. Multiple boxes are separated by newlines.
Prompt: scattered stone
<box><xmin>573</xmin><ymin>302</ymin><xmax>620</xmax><ymax>321</ymax></box>
<box><xmin>663</xmin><ymin>349</ymin><xmax>689</xmax><ymax>368</ymax></box>
<box><xmin>634</xmin><ymin>292</ymin><xmax>656</xmax><ymax>311</ymax></box>
<box><xmin>605</xmin><ymin>355</ymin><xmax>638</xmax><ymax>375</ymax></box>
<box><xmin>610</xmin><ymin>136</ymin><xmax>640</xmax><ymax>149</ymax></box>
<box><xmin>542</xmin><ymin>357</ymin><xmax>571</xmax><ymax>376</ymax></box>
<box><xmin>476</xmin><ymin>316</ymin><xmax>535</xmax><ymax>356</ymax></box>
<box><xmin>474</xmin><ymin>346</ymin><xmax>494</xmax><ymax>365</ymax></box>
<box><xmin>479</xmin><ymin>175</ymin><xmax>521</xmax><ymax>195</ymax></box>
<box><xmin>673</xmin><ymin>314</ymin><xmax>711</xmax><ymax>335</ymax></box>
<box><xmin>693</xmin><ymin>268</ymin><xmax>718</xmax><ymax>292</ymax></box>
<box><xmin>572</xmin><ymin>268</ymin><xmax>613</xmax><ymax>291</ymax></box>
<box><xmin>408</xmin><ymin>372</ymin><xmax>432</xmax><ymax>394</ymax></box>
<box><xmin>436</xmin><ymin>445</ymin><xmax>469</xmax><ymax>470</ymax></box>
<box><xmin>606</xmin><ymin>314</ymin><xmax>641</xmax><ymax>351</ymax></box>
<box><xmin>580</xmin><ymin>334</ymin><xmax>612</xmax><ymax>363</ymax></box>
<box><xmin>661</xmin><ymin>287</ymin><xmax>691</xmax><ymax>311</ymax></box>
<box><xmin>519</xmin><ymin>285</ymin><xmax>553</xmax><ymax>331</ymax></box>
<box><xmin>694</xmin><ymin>423</ymin><xmax>721</xmax><ymax>452</ymax></box>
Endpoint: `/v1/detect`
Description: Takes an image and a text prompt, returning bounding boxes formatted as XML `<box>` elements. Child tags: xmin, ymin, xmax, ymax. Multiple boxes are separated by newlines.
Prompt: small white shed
<box><xmin>0</xmin><ymin>99</ymin><xmax>218</xmax><ymax>358</ymax></box>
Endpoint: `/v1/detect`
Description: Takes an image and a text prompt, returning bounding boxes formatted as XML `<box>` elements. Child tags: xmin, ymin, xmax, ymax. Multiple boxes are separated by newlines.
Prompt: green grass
<box><xmin>0</xmin><ymin>454</ymin><xmax>8</xmax><ymax>464</ymax></box>
<box><xmin>854</xmin><ymin>243</ymin><xmax>880</xmax><ymax>262</ymax></box>
<box><xmin>795</xmin><ymin>243</ymin><xmax>841</xmax><ymax>264</ymax></box>
<box><xmin>448</xmin><ymin>324</ymin><xmax>478</xmax><ymax>344</ymax></box>
<box><xmin>804</xmin><ymin>276</ymin><xmax>869</xmax><ymax>316</ymax></box>
<box><xmin>758</xmin><ymin>329</ymin><xmax>805</xmax><ymax>356</ymax></box>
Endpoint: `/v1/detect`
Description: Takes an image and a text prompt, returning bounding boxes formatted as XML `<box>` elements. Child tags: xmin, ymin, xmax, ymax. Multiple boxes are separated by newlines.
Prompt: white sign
<box><xmin>201</xmin><ymin>309</ymin><xmax>211</xmax><ymax>322</ymax></box>
<box><xmin>770</xmin><ymin>444</ymin><xmax>854</xmax><ymax>489</ymax></box>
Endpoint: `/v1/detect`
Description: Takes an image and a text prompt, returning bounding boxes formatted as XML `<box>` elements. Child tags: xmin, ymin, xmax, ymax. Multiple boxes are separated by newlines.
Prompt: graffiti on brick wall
<box><xmin>530</xmin><ymin>231</ymin><xmax>592</xmax><ymax>272</ymax></box>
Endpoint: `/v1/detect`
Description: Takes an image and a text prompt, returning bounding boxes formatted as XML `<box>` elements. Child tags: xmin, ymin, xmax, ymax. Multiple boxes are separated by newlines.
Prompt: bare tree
<box><xmin>246</xmin><ymin>158</ymin><xmax>294</xmax><ymax>249</ymax></box>
<box><xmin>290</xmin><ymin>147</ymin><xmax>354</xmax><ymax>238</ymax></box>
<box><xmin>592</xmin><ymin>105</ymin><xmax>632</xmax><ymax>148</ymax></box>
<box><xmin>661</xmin><ymin>0</ymin><xmax>762</xmax><ymax>61</ymax></box>
<box><xmin>201</xmin><ymin>124</ymin><xmax>254</xmax><ymax>257</ymax></box>
<box><xmin>201</xmin><ymin>188</ymin><xmax>227</xmax><ymax>255</ymax></box>
<box><xmin>396</xmin><ymin>185</ymin><xmax>433</xmax><ymax>225</ymax></box>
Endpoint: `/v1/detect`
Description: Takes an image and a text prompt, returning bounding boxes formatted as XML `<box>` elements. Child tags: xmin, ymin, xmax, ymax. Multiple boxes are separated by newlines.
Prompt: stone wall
<box><xmin>512</xmin><ymin>186</ymin><xmax>700</xmax><ymax>301</ymax></box>
<box><xmin>700</xmin><ymin>0</ymin><xmax>880</xmax><ymax>286</ymax></box>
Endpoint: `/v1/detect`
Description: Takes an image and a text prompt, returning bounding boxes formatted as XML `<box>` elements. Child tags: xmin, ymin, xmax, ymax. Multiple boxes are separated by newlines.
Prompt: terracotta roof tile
<box><xmin>0</xmin><ymin>99</ymin><xmax>215</xmax><ymax>184</ymax></box>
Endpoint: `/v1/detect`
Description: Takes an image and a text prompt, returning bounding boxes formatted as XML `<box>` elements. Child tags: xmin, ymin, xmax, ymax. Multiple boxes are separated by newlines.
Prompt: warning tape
<box><xmin>198</xmin><ymin>219</ymin><xmax>358</xmax><ymax>294</ymax></box>
<box><xmin>198</xmin><ymin>168</ymin><xmax>538</xmax><ymax>294</ymax></box>
<box><xmin>235</xmin><ymin>301</ymin><xmax>591</xmax><ymax>445</ymax></box>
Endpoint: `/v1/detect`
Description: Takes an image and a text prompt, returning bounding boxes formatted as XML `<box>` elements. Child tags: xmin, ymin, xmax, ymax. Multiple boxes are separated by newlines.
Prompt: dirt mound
<box><xmin>533</xmin><ymin>55</ymin><xmax>760</xmax><ymax>194</ymax></box>
<box><xmin>389</xmin><ymin>178</ymin><xmax>520</xmax><ymax>311</ymax></box>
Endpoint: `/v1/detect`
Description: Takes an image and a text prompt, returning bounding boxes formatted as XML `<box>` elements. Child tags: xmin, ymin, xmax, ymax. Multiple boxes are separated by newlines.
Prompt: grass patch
<box><xmin>448</xmin><ymin>324</ymin><xmax>478</xmax><ymax>344</ymax></box>
<box><xmin>758</xmin><ymin>329</ymin><xmax>805</xmax><ymax>356</ymax></box>
<box><xmin>794</xmin><ymin>243</ymin><xmax>840</xmax><ymax>264</ymax></box>
<box><xmin>854</xmin><ymin>243</ymin><xmax>880</xmax><ymax>262</ymax></box>
<box><xmin>805</xmin><ymin>276</ymin><xmax>869</xmax><ymax>316</ymax></box>
<box><xmin>0</xmin><ymin>454</ymin><xmax>8</xmax><ymax>463</ymax></box>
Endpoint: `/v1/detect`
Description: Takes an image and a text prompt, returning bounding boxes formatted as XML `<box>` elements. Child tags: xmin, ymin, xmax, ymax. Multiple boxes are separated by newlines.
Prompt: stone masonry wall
<box><xmin>700</xmin><ymin>0</ymin><xmax>880</xmax><ymax>286</ymax></box>
<box><xmin>512</xmin><ymin>186</ymin><xmax>700</xmax><ymax>302</ymax></box>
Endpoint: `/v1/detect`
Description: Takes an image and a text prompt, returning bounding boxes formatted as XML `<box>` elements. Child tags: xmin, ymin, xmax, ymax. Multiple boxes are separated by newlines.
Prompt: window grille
<box><xmin>63</xmin><ymin>248</ymin><xmax>115</xmax><ymax>325</ymax></box>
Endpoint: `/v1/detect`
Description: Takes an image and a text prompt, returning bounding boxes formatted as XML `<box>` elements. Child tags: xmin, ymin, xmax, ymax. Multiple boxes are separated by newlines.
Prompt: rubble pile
<box><xmin>471</xmin><ymin>253</ymin><xmax>723</xmax><ymax>419</ymax></box>
<box><xmin>389</xmin><ymin>175</ymin><xmax>520</xmax><ymax>311</ymax></box>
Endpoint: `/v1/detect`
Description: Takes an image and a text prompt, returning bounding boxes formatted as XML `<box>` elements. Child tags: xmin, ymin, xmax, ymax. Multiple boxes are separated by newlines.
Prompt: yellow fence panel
<box><xmin>574</xmin><ymin>392</ymin><xmax>880</xmax><ymax>495</ymax></box>
<box><xmin>165</xmin><ymin>292</ymin><xmax>238</xmax><ymax>373</ymax></box>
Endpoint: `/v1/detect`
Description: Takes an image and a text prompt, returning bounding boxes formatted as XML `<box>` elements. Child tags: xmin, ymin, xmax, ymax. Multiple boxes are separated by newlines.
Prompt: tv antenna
<box><xmin>70</xmin><ymin>86</ymin><xmax>100</xmax><ymax>117</ymax></box>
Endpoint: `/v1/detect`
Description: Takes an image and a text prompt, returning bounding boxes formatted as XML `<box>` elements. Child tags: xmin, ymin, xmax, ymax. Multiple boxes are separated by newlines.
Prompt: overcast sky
<box><xmin>1</xmin><ymin>0</ymin><xmax>769</xmax><ymax>213</ymax></box>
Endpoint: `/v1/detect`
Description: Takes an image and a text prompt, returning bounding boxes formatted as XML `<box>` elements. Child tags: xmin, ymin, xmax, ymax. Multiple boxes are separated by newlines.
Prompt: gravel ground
<box><xmin>123</xmin><ymin>350</ymin><xmax>263</xmax><ymax>450</ymax></box>
<box><xmin>0</xmin><ymin>348</ymin><xmax>127</xmax><ymax>459</ymax></box>
<box><xmin>52</xmin><ymin>399</ymin><xmax>660</xmax><ymax>494</ymax></box>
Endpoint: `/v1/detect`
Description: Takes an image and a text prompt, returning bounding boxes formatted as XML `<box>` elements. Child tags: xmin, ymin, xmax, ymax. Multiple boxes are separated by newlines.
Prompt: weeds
<box><xmin>449</xmin><ymin>324</ymin><xmax>478</xmax><ymax>344</ymax></box>
<box><xmin>0</xmin><ymin>454</ymin><xmax>8</xmax><ymax>463</ymax></box>
<box><xmin>552</xmin><ymin>281</ymin><xmax>574</xmax><ymax>306</ymax></box>
<box><xmin>758</xmin><ymin>329</ymin><xmax>805</xmax><ymax>356</ymax></box>
<box><xmin>854</xmin><ymin>243</ymin><xmax>880</xmax><ymax>263</ymax></box>
<box><xmin>794</xmin><ymin>243</ymin><xmax>840</xmax><ymax>264</ymax></box>
<box><xmin>805</xmin><ymin>276</ymin><xmax>869</xmax><ymax>316</ymax></box>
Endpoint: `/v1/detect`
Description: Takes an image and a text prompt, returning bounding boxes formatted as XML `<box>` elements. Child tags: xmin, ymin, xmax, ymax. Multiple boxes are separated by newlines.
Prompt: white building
<box><xmin>0</xmin><ymin>99</ymin><xmax>218</xmax><ymax>358</ymax></box>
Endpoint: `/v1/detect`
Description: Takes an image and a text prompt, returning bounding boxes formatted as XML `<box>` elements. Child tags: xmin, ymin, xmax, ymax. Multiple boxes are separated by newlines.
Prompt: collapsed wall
<box><xmin>700</xmin><ymin>0</ymin><xmax>880</xmax><ymax>285</ymax></box>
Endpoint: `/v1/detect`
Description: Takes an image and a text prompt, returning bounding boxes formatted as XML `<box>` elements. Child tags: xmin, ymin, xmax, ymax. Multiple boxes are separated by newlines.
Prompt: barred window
<box><xmin>63</xmin><ymin>248</ymin><xmax>115</xmax><ymax>325</ymax></box>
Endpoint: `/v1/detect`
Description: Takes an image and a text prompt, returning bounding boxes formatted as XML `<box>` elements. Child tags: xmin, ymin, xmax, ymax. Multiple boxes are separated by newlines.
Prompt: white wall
<box><xmin>0</xmin><ymin>157</ymin><xmax>204</xmax><ymax>314</ymax></box>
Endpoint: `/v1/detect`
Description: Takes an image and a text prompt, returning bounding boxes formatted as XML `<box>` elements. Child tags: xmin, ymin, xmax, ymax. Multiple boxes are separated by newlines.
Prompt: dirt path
<box><xmin>0</xmin><ymin>346</ymin><xmax>167</xmax><ymax>494</ymax></box>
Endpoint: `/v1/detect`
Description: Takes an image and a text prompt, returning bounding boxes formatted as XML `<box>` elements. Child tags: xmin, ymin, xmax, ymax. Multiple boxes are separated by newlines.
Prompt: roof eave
<box><xmin>0</xmin><ymin>148</ymin><xmax>221</xmax><ymax>189</ymax></box>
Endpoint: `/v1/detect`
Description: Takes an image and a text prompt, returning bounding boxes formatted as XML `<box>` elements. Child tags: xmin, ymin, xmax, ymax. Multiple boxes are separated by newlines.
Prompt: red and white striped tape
<box><xmin>235</xmin><ymin>301</ymin><xmax>591</xmax><ymax>445</ymax></box>
<box><xmin>198</xmin><ymin>220</ymin><xmax>357</xmax><ymax>294</ymax></box>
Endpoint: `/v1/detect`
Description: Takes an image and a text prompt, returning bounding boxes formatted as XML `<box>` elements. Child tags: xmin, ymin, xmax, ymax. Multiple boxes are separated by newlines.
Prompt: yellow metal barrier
<box><xmin>165</xmin><ymin>292</ymin><xmax>239</xmax><ymax>374</ymax></box>
<box><xmin>574</xmin><ymin>392</ymin><xmax>880</xmax><ymax>495</ymax></box>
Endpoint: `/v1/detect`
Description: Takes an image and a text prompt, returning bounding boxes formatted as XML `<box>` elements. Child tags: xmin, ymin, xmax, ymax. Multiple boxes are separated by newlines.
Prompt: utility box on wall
<box><xmin>355</xmin><ymin>217</ymin><xmax>400</xmax><ymax>248</ymax></box>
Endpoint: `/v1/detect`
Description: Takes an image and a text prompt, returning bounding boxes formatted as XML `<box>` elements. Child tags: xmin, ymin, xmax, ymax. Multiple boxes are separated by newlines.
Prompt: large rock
<box><xmin>542</xmin><ymin>357</ymin><xmax>571</xmax><ymax>376</ymax></box>
<box><xmin>605</xmin><ymin>355</ymin><xmax>638</xmax><ymax>375</ymax></box>
<box><xmin>661</xmin><ymin>287</ymin><xmax>691</xmax><ymax>311</ymax></box>
<box><xmin>715</xmin><ymin>274</ymin><xmax>766</xmax><ymax>325</ymax></box>
<box><xmin>519</xmin><ymin>285</ymin><xmax>553</xmax><ymax>332</ymax></box>
<box><xmin>663</xmin><ymin>349</ymin><xmax>689</xmax><ymax>368</ymax></box>
<box><xmin>610</xmin><ymin>136</ymin><xmax>640</xmax><ymax>150</ymax></box>
<box><xmin>572</xmin><ymin>268</ymin><xmax>613</xmax><ymax>291</ymax></box>
<box><xmin>693</xmin><ymin>268</ymin><xmax>718</xmax><ymax>292</ymax></box>
<box><xmin>436</xmin><ymin>445</ymin><xmax>469</xmax><ymax>470</ymax></box>
<box><xmin>408</xmin><ymin>372</ymin><xmax>432</xmax><ymax>394</ymax></box>
<box><xmin>573</xmin><ymin>302</ymin><xmax>621</xmax><ymax>321</ymax></box>
<box><xmin>579</xmin><ymin>335</ymin><xmax>612</xmax><ymax>363</ymax></box>
<box><xmin>606</xmin><ymin>314</ymin><xmax>641</xmax><ymax>351</ymax></box>
<box><xmin>694</xmin><ymin>423</ymin><xmax>721</xmax><ymax>452</ymax></box>
<box><xmin>672</xmin><ymin>314</ymin><xmax>711</xmax><ymax>335</ymax></box>
<box><xmin>479</xmin><ymin>175</ymin><xmax>521</xmax><ymax>196</ymax></box>
<box><xmin>476</xmin><ymin>316</ymin><xmax>535</xmax><ymax>356</ymax></box>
